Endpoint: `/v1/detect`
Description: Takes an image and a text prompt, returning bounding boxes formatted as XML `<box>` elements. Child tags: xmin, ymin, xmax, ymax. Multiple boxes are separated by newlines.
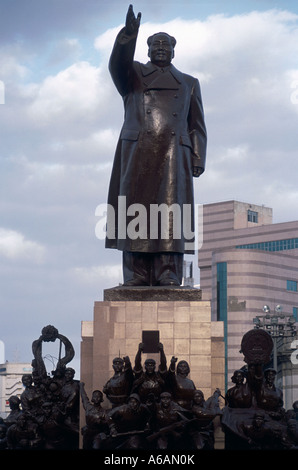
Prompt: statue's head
<box><xmin>176</xmin><ymin>360</ymin><xmax>190</xmax><ymax>376</ymax></box>
<box><xmin>193</xmin><ymin>389</ymin><xmax>205</xmax><ymax>405</ymax></box>
<box><xmin>147</xmin><ymin>32</ymin><xmax>176</xmax><ymax>67</ymax></box>
<box><xmin>160</xmin><ymin>392</ymin><xmax>172</xmax><ymax>408</ymax></box>
<box><xmin>112</xmin><ymin>357</ymin><xmax>124</xmax><ymax>373</ymax></box>
<box><xmin>231</xmin><ymin>369</ymin><xmax>246</xmax><ymax>384</ymax></box>
<box><xmin>292</xmin><ymin>400</ymin><xmax>298</xmax><ymax>411</ymax></box>
<box><xmin>264</xmin><ymin>368</ymin><xmax>276</xmax><ymax>383</ymax></box>
<box><xmin>144</xmin><ymin>358</ymin><xmax>156</xmax><ymax>374</ymax></box>
<box><xmin>253</xmin><ymin>411</ymin><xmax>266</xmax><ymax>427</ymax></box>
<box><xmin>92</xmin><ymin>390</ymin><xmax>103</xmax><ymax>404</ymax></box>
<box><xmin>21</xmin><ymin>374</ymin><xmax>33</xmax><ymax>387</ymax></box>
<box><xmin>128</xmin><ymin>393</ymin><xmax>141</xmax><ymax>411</ymax></box>
<box><xmin>8</xmin><ymin>396</ymin><xmax>21</xmax><ymax>409</ymax></box>
<box><xmin>65</xmin><ymin>367</ymin><xmax>75</xmax><ymax>380</ymax></box>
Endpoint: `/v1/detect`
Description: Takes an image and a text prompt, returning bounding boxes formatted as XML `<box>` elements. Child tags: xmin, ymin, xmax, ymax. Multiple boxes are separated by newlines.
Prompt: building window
<box><xmin>293</xmin><ymin>307</ymin><xmax>298</xmax><ymax>321</ymax></box>
<box><xmin>236</xmin><ymin>238</ymin><xmax>298</xmax><ymax>252</ymax></box>
<box><xmin>287</xmin><ymin>280</ymin><xmax>298</xmax><ymax>292</ymax></box>
<box><xmin>247</xmin><ymin>209</ymin><xmax>258</xmax><ymax>223</ymax></box>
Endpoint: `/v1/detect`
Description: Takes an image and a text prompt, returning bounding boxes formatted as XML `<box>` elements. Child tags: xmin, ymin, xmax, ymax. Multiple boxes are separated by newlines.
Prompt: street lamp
<box><xmin>253</xmin><ymin>305</ymin><xmax>297</xmax><ymax>371</ymax></box>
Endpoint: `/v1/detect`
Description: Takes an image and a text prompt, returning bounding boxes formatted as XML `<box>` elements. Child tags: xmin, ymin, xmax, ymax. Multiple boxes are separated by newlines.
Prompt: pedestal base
<box><xmin>104</xmin><ymin>285</ymin><xmax>202</xmax><ymax>301</ymax></box>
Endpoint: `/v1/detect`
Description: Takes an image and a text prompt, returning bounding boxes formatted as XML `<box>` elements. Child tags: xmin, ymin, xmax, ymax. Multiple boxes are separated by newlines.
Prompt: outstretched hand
<box><xmin>125</xmin><ymin>4</ymin><xmax>141</xmax><ymax>35</ymax></box>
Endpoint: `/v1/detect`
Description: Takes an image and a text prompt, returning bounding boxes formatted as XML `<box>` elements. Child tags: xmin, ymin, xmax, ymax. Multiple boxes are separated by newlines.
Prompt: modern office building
<box><xmin>0</xmin><ymin>362</ymin><xmax>32</xmax><ymax>419</ymax></box>
<box><xmin>198</xmin><ymin>200</ymin><xmax>298</xmax><ymax>408</ymax></box>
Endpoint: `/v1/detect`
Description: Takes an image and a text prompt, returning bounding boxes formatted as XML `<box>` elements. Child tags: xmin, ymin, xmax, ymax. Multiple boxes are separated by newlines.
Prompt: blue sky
<box><xmin>1</xmin><ymin>0</ymin><xmax>298</xmax><ymax>376</ymax></box>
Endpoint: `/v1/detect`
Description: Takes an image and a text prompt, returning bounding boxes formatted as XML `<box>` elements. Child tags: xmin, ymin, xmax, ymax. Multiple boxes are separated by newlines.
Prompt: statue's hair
<box><xmin>147</xmin><ymin>32</ymin><xmax>176</xmax><ymax>48</ymax></box>
<box><xmin>264</xmin><ymin>367</ymin><xmax>276</xmax><ymax>376</ymax></box>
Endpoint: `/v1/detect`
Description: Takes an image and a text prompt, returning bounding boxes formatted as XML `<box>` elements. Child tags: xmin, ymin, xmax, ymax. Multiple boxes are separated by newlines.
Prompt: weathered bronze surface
<box><xmin>240</xmin><ymin>328</ymin><xmax>274</xmax><ymax>365</ymax></box>
<box><xmin>3</xmin><ymin>327</ymin><xmax>297</xmax><ymax>449</ymax></box>
<box><xmin>80</xmin><ymin>341</ymin><xmax>221</xmax><ymax>450</ymax></box>
<box><xmin>222</xmin><ymin>329</ymin><xmax>298</xmax><ymax>449</ymax></box>
<box><xmin>105</xmin><ymin>5</ymin><xmax>207</xmax><ymax>286</ymax></box>
<box><xmin>3</xmin><ymin>326</ymin><xmax>79</xmax><ymax>450</ymax></box>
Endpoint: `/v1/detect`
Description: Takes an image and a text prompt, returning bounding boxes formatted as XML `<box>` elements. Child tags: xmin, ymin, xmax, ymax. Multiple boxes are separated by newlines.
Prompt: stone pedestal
<box><xmin>80</xmin><ymin>286</ymin><xmax>225</xmax><ymax>404</ymax></box>
<box><xmin>103</xmin><ymin>285</ymin><xmax>203</xmax><ymax>301</ymax></box>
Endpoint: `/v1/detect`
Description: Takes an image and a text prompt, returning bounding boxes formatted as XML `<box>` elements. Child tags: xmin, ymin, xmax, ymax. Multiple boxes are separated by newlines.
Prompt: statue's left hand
<box><xmin>125</xmin><ymin>4</ymin><xmax>141</xmax><ymax>36</ymax></box>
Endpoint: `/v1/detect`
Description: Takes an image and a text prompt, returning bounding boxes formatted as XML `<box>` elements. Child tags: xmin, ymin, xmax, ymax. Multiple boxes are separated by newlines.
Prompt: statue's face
<box><xmin>193</xmin><ymin>391</ymin><xmax>204</xmax><ymax>405</ymax></box>
<box><xmin>234</xmin><ymin>371</ymin><xmax>244</xmax><ymax>384</ymax></box>
<box><xmin>148</xmin><ymin>34</ymin><xmax>174</xmax><ymax>67</ymax></box>
<box><xmin>177</xmin><ymin>360</ymin><xmax>189</xmax><ymax>376</ymax></box>
<box><xmin>160</xmin><ymin>393</ymin><xmax>171</xmax><ymax>408</ymax></box>
<box><xmin>65</xmin><ymin>368</ymin><xmax>74</xmax><ymax>381</ymax></box>
<box><xmin>113</xmin><ymin>360</ymin><xmax>124</xmax><ymax>373</ymax></box>
<box><xmin>92</xmin><ymin>391</ymin><xmax>103</xmax><ymax>404</ymax></box>
<box><xmin>265</xmin><ymin>370</ymin><xmax>276</xmax><ymax>384</ymax></box>
<box><xmin>22</xmin><ymin>375</ymin><xmax>32</xmax><ymax>387</ymax></box>
<box><xmin>128</xmin><ymin>397</ymin><xmax>139</xmax><ymax>411</ymax></box>
<box><xmin>145</xmin><ymin>360</ymin><xmax>156</xmax><ymax>374</ymax></box>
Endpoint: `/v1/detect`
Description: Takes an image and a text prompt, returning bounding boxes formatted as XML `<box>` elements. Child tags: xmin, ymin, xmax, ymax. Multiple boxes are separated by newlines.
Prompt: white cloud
<box><xmin>0</xmin><ymin>228</ymin><xmax>46</xmax><ymax>263</ymax></box>
<box><xmin>72</xmin><ymin>264</ymin><xmax>122</xmax><ymax>285</ymax></box>
<box><xmin>26</xmin><ymin>61</ymin><xmax>112</xmax><ymax>125</ymax></box>
<box><xmin>94</xmin><ymin>26</ymin><xmax>120</xmax><ymax>53</ymax></box>
<box><xmin>0</xmin><ymin>52</ymin><xmax>28</xmax><ymax>82</ymax></box>
<box><xmin>49</xmin><ymin>128</ymin><xmax>119</xmax><ymax>163</ymax></box>
<box><xmin>47</xmin><ymin>38</ymin><xmax>82</xmax><ymax>66</ymax></box>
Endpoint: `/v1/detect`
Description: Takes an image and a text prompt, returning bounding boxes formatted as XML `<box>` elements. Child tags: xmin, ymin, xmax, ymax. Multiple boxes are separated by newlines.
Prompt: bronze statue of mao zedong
<box><xmin>106</xmin><ymin>5</ymin><xmax>207</xmax><ymax>287</ymax></box>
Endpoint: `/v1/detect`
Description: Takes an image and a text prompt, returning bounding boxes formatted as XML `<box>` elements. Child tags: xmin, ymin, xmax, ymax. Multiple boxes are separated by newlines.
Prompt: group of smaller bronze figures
<box><xmin>1</xmin><ymin>326</ymin><xmax>298</xmax><ymax>450</ymax></box>
<box><xmin>80</xmin><ymin>343</ymin><xmax>222</xmax><ymax>451</ymax></box>
<box><xmin>0</xmin><ymin>326</ymin><xmax>80</xmax><ymax>450</ymax></box>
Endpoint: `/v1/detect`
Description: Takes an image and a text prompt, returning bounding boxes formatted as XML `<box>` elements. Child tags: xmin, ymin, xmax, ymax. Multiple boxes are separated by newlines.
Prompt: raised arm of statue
<box><xmin>158</xmin><ymin>343</ymin><xmax>167</xmax><ymax>373</ymax></box>
<box><xmin>125</xmin><ymin>4</ymin><xmax>141</xmax><ymax>36</ymax></box>
<box><xmin>134</xmin><ymin>342</ymin><xmax>144</xmax><ymax>373</ymax></box>
<box><xmin>169</xmin><ymin>356</ymin><xmax>178</xmax><ymax>373</ymax></box>
<box><xmin>108</xmin><ymin>5</ymin><xmax>142</xmax><ymax>97</ymax></box>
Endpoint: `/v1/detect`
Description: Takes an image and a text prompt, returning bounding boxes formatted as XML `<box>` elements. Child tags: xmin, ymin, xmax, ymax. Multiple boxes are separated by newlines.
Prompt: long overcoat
<box><xmin>105</xmin><ymin>28</ymin><xmax>207</xmax><ymax>254</ymax></box>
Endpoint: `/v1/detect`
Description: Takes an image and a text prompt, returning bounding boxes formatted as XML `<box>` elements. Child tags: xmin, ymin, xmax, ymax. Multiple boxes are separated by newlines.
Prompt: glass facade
<box><xmin>287</xmin><ymin>280</ymin><xmax>298</xmax><ymax>292</ymax></box>
<box><xmin>236</xmin><ymin>238</ymin><xmax>298</xmax><ymax>252</ymax></box>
